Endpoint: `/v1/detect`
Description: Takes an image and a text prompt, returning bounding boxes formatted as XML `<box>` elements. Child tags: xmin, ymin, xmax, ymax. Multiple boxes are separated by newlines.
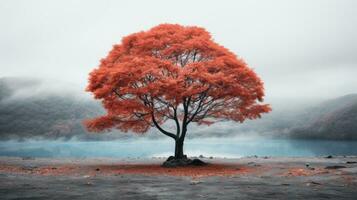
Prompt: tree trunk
<box><xmin>174</xmin><ymin>139</ymin><xmax>184</xmax><ymax>159</ymax></box>
<box><xmin>174</xmin><ymin>124</ymin><xmax>187</xmax><ymax>159</ymax></box>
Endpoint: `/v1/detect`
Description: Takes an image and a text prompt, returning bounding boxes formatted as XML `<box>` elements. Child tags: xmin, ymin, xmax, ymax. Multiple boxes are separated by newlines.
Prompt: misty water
<box><xmin>1</xmin><ymin>137</ymin><xmax>357</xmax><ymax>158</ymax></box>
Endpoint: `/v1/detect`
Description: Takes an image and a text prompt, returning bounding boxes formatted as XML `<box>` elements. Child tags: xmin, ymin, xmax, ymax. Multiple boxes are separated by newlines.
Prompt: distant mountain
<box><xmin>0</xmin><ymin>77</ymin><xmax>135</xmax><ymax>141</ymax></box>
<box><xmin>290</xmin><ymin>94</ymin><xmax>357</xmax><ymax>140</ymax></box>
<box><xmin>0</xmin><ymin>77</ymin><xmax>40</xmax><ymax>101</ymax></box>
<box><xmin>0</xmin><ymin>77</ymin><xmax>356</xmax><ymax>140</ymax></box>
<box><xmin>189</xmin><ymin>94</ymin><xmax>357</xmax><ymax>140</ymax></box>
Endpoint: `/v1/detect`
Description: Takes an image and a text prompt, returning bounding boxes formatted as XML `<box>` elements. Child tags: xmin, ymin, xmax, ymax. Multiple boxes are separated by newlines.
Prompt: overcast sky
<box><xmin>1</xmin><ymin>0</ymin><xmax>356</xmax><ymax>102</ymax></box>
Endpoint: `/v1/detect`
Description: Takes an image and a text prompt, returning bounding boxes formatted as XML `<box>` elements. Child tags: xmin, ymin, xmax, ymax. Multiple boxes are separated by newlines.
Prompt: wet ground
<box><xmin>1</xmin><ymin>156</ymin><xmax>357</xmax><ymax>199</ymax></box>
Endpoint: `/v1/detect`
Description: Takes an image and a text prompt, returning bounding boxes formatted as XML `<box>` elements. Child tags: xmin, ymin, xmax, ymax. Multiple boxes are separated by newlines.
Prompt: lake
<box><xmin>1</xmin><ymin>137</ymin><xmax>357</xmax><ymax>158</ymax></box>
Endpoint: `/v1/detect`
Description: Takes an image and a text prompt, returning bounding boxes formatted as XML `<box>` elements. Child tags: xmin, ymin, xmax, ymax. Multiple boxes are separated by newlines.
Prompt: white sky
<box><xmin>1</xmin><ymin>0</ymin><xmax>356</xmax><ymax>101</ymax></box>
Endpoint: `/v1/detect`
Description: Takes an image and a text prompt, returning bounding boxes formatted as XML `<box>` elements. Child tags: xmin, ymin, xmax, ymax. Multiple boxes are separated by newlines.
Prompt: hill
<box><xmin>290</xmin><ymin>94</ymin><xmax>357</xmax><ymax>140</ymax></box>
<box><xmin>0</xmin><ymin>77</ymin><xmax>125</xmax><ymax>140</ymax></box>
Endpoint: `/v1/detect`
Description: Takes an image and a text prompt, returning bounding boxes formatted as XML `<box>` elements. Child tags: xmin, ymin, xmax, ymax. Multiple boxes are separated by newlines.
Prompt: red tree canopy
<box><xmin>85</xmin><ymin>24</ymin><xmax>271</xmax><ymax>138</ymax></box>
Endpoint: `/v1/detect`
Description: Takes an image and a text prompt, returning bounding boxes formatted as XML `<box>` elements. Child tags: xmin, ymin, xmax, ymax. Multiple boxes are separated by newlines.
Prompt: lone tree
<box><xmin>85</xmin><ymin>24</ymin><xmax>271</xmax><ymax>166</ymax></box>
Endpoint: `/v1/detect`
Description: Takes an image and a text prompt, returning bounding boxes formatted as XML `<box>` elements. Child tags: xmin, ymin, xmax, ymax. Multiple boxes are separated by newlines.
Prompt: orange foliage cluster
<box><xmin>85</xmin><ymin>24</ymin><xmax>270</xmax><ymax>135</ymax></box>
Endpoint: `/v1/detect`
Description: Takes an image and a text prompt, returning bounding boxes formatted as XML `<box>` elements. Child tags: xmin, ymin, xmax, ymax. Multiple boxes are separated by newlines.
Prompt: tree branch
<box><xmin>151</xmin><ymin>112</ymin><xmax>176</xmax><ymax>139</ymax></box>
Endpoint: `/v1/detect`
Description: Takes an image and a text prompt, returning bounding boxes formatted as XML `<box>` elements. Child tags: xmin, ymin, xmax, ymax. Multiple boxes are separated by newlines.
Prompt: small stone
<box><xmin>190</xmin><ymin>159</ymin><xmax>207</xmax><ymax>166</ymax></box>
<box><xmin>346</xmin><ymin>161</ymin><xmax>357</xmax><ymax>164</ymax></box>
<box><xmin>310</xmin><ymin>181</ymin><xmax>322</xmax><ymax>185</ymax></box>
<box><xmin>86</xmin><ymin>182</ymin><xmax>93</xmax><ymax>186</ymax></box>
<box><xmin>22</xmin><ymin>157</ymin><xmax>35</xmax><ymax>160</ymax></box>
<box><xmin>247</xmin><ymin>162</ymin><xmax>260</xmax><ymax>167</ymax></box>
<box><xmin>325</xmin><ymin>165</ymin><xmax>346</xmax><ymax>169</ymax></box>
<box><xmin>325</xmin><ymin>155</ymin><xmax>333</xmax><ymax>159</ymax></box>
<box><xmin>190</xmin><ymin>180</ymin><xmax>202</xmax><ymax>185</ymax></box>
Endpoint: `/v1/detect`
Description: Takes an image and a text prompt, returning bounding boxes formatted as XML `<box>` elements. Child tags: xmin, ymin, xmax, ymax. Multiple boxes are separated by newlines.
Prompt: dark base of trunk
<box><xmin>162</xmin><ymin>155</ymin><xmax>207</xmax><ymax>168</ymax></box>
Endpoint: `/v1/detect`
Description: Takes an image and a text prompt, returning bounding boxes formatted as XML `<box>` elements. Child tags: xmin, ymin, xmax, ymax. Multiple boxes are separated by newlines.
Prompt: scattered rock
<box><xmin>305</xmin><ymin>163</ymin><xmax>315</xmax><ymax>170</ymax></box>
<box><xmin>260</xmin><ymin>175</ymin><xmax>271</xmax><ymax>179</ymax></box>
<box><xmin>247</xmin><ymin>162</ymin><xmax>261</xmax><ymax>167</ymax></box>
<box><xmin>325</xmin><ymin>165</ymin><xmax>346</xmax><ymax>169</ymax></box>
<box><xmin>281</xmin><ymin>183</ymin><xmax>290</xmax><ymax>186</ymax></box>
<box><xmin>325</xmin><ymin>155</ymin><xmax>333</xmax><ymax>159</ymax></box>
<box><xmin>22</xmin><ymin>165</ymin><xmax>37</xmax><ymax>171</ymax></box>
<box><xmin>209</xmin><ymin>156</ymin><xmax>213</xmax><ymax>159</ymax></box>
<box><xmin>190</xmin><ymin>159</ymin><xmax>207</xmax><ymax>166</ymax></box>
<box><xmin>21</xmin><ymin>157</ymin><xmax>35</xmax><ymax>160</ymax></box>
<box><xmin>85</xmin><ymin>182</ymin><xmax>93</xmax><ymax>186</ymax></box>
<box><xmin>346</xmin><ymin>161</ymin><xmax>357</xmax><ymax>164</ymax></box>
<box><xmin>95</xmin><ymin>168</ymin><xmax>100</xmax><ymax>171</ymax></box>
<box><xmin>307</xmin><ymin>181</ymin><xmax>322</xmax><ymax>185</ymax></box>
<box><xmin>51</xmin><ymin>167</ymin><xmax>57</xmax><ymax>170</ymax></box>
<box><xmin>263</xmin><ymin>156</ymin><xmax>269</xmax><ymax>159</ymax></box>
<box><xmin>190</xmin><ymin>180</ymin><xmax>202</xmax><ymax>185</ymax></box>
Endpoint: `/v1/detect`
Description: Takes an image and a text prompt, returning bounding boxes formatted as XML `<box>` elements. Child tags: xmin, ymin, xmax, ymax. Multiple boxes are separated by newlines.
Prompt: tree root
<box><xmin>162</xmin><ymin>155</ymin><xmax>207</xmax><ymax>168</ymax></box>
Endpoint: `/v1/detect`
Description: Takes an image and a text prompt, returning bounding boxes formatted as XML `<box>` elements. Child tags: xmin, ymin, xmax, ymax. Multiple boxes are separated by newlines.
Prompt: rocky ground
<box><xmin>0</xmin><ymin>156</ymin><xmax>357</xmax><ymax>199</ymax></box>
